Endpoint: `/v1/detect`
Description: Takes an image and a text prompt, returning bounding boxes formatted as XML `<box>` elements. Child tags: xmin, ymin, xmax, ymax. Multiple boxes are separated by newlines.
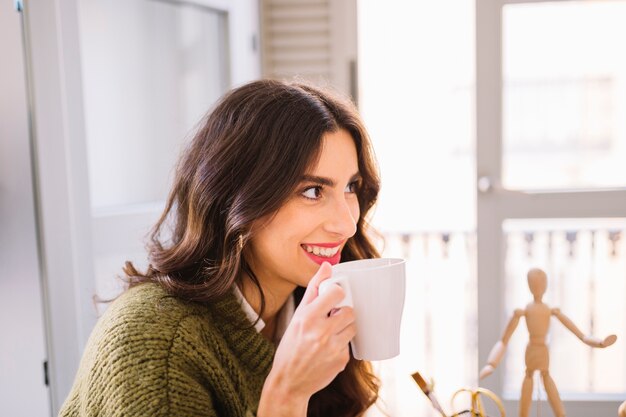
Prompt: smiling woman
<box><xmin>59</xmin><ymin>80</ymin><xmax>382</xmax><ymax>417</ymax></box>
<box><xmin>248</xmin><ymin>129</ymin><xmax>361</xmax><ymax>288</ymax></box>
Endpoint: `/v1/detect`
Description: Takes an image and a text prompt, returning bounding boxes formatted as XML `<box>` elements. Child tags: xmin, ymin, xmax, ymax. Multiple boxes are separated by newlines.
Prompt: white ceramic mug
<box><xmin>319</xmin><ymin>258</ymin><xmax>406</xmax><ymax>361</ymax></box>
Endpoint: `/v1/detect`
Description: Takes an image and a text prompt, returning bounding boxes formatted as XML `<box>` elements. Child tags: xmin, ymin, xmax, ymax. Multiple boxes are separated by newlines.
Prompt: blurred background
<box><xmin>1</xmin><ymin>0</ymin><xmax>625</xmax><ymax>416</ymax></box>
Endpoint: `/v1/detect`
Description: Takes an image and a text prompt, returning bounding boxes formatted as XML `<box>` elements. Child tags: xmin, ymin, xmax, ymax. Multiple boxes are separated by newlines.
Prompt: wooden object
<box><xmin>479</xmin><ymin>268</ymin><xmax>617</xmax><ymax>417</ymax></box>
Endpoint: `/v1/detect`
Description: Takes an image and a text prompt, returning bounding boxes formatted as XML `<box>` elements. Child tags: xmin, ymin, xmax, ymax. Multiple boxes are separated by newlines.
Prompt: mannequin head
<box><xmin>527</xmin><ymin>268</ymin><xmax>547</xmax><ymax>300</ymax></box>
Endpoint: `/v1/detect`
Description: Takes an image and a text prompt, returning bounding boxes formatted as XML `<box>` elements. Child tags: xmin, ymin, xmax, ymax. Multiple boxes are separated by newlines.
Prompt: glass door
<box><xmin>477</xmin><ymin>1</ymin><xmax>626</xmax><ymax>416</ymax></box>
<box><xmin>77</xmin><ymin>0</ymin><xmax>233</xmax><ymax>305</ymax></box>
<box><xmin>23</xmin><ymin>0</ymin><xmax>260</xmax><ymax>412</ymax></box>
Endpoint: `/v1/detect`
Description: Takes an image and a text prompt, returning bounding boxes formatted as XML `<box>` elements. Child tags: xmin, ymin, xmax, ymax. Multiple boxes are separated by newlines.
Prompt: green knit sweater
<box><xmin>59</xmin><ymin>283</ymin><xmax>275</xmax><ymax>417</ymax></box>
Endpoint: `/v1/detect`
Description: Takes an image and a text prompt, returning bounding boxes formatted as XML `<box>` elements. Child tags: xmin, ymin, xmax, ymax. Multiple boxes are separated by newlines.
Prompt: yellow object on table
<box><xmin>412</xmin><ymin>371</ymin><xmax>505</xmax><ymax>417</ymax></box>
<box><xmin>450</xmin><ymin>387</ymin><xmax>505</xmax><ymax>417</ymax></box>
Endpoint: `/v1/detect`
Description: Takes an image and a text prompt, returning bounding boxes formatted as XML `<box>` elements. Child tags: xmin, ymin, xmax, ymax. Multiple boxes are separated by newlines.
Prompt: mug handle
<box><xmin>318</xmin><ymin>274</ymin><xmax>353</xmax><ymax>309</ymax></box>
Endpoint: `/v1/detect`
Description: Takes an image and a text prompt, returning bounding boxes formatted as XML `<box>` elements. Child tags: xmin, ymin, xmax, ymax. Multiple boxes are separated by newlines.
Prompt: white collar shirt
<box><xmin>232</xmin><ymin>285</ymin><xmax>295</xmax><ymax>345</ymax></box>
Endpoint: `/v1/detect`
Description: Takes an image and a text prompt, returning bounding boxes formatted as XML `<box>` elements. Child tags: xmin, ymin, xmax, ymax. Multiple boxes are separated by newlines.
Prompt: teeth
<box><xmin>303</xmin><ymin>244</ymin><xmax>340</xmax><ymax>258</ymax></box>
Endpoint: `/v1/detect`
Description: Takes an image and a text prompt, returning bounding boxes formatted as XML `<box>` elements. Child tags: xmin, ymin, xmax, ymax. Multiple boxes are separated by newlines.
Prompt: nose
<box><xmin>323</xmin><ymin>195</ymin><xmax>359</xmax><ymax>238</ymax></box>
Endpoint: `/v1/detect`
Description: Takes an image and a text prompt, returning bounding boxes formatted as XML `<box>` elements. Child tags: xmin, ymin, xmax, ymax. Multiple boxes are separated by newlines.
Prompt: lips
<box><xmin>301</xmin><ymin>242</ymin><xmax>344</xmax><ymax>265</ymax></box>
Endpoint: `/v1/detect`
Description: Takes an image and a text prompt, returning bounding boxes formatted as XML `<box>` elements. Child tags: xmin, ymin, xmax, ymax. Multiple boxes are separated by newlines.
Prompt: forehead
<box><xmin>307</xmin><ymin>128</ymin><xmax>358</xmax><ymax>175</ymax></box>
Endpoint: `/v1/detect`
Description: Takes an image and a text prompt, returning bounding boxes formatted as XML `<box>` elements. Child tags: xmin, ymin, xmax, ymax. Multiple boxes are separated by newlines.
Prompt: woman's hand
<box><xmin>257</xmin><ymin>262</ymin><xmax>356</xmax><ymax>417</ymax></box>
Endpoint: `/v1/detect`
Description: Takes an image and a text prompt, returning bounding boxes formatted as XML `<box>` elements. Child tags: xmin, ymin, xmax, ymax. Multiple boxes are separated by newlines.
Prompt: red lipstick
<box><xmin>301</xmin><ymin>241</ymin><xmax>344</xmax><ymax>266</ymax></box>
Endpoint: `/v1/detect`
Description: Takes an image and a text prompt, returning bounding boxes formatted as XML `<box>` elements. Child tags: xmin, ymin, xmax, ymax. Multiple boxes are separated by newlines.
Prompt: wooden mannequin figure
<box><xmin>479</xmin><ymin>268</ymin><xmax>617</xmax><ymax>417</ymax></box>
<box><xmin>619</xmin><ymin>400</ymin><xmax>626</xmax><ymax>417</ymax></box>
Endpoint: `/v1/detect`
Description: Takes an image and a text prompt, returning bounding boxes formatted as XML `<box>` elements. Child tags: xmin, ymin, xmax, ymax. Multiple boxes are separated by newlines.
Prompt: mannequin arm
<box><xmin>479</xmin><ymin>309</ymin><xmax>524</xmax><ymax>379</ymax></box>
<box><xmin>552</xmin><ymin>308</ymin><xmax>617</xmax><ymax>348</ymax></box>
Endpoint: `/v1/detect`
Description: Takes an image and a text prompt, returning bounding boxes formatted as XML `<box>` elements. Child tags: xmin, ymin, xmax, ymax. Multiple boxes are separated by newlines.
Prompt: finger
<box><xmin>300</xmin><ymin>262</ymin><xmax>333</xmax><ymax>306</ymax></box>
<box><xmin>310</xmin><ymin>283</ymin><xmax>347</xmax><ymax>316</ymax></box>
<box><xmin>335</xmin><ymin>322</ymin><xmax>357</xmax><ymax>346</ymax></box>
<box><xmin>338</xmin><ymin>345</ymin><xmax>351</xmax><ymax>369</ymax></box>
<box><xmin>327</xmin><ymin>307</ymin><xmax>355</xmax><ymax>333</ymax></box>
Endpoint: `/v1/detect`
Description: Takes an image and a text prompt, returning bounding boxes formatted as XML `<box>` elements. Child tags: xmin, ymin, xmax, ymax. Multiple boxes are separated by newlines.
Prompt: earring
<box><xmin>238</xmin><ymin>234</ymin><xmax>244</xmax><ymax>250</ymax></box>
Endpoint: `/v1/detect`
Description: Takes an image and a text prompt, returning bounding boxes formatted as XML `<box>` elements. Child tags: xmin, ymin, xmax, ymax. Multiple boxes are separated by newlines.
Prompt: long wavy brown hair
<box><xmin>124</xmin><ymin>79</ymin><xmax>381</xmax><ymax>416</ymax></box>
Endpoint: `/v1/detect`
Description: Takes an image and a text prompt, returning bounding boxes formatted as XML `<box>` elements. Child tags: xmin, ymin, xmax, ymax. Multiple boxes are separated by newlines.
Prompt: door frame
<box><xmin>0</xmin><ymin>2</ymin><xmax>50</xmax><ymax>415</ymax></box>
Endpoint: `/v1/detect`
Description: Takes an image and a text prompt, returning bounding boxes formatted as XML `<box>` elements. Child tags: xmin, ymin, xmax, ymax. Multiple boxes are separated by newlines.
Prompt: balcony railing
<box><xmin>372</xmin><ymin>223</ymin><xmax>625</xmax><ymax>417</ymax></box>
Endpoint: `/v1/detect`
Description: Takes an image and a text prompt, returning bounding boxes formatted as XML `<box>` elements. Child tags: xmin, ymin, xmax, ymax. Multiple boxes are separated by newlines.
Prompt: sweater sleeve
<box><xmin>59</xmin><ymin>315</ymin><xmax>220</xmax><ymax>417</ymax></box>
<box><xmin>59</xmin><ymin>285</ymin><xmax>266</xmax><ymax>417</ymax></box>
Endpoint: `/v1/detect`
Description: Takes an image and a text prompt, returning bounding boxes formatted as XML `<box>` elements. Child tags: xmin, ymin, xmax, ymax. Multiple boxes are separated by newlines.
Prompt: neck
<box><xmin>239</xmin><ymin>272</ymin><xmax>295</xmax><ymax>329</ymax></box>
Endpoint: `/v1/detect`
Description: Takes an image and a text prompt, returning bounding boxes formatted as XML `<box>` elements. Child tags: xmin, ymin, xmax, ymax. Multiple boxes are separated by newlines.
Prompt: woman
<box><xmin>60</xmin><ymin>80</ymin><xmax>381</xmax><ymax>416</ymax></box>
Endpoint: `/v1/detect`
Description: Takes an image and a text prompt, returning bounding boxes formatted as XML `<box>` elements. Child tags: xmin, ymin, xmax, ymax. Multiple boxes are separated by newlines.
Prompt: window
<box><xmin>360</xmin><ymin>0</ymin><xmax>626</xmax><ymax>416</ymax></box>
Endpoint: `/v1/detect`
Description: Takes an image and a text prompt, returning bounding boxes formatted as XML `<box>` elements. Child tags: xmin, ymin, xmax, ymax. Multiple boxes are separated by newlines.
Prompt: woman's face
<box><xmin>247</xmin><ymin>128</ymin><xmax>361</xmax><ymax>292</ymax></box>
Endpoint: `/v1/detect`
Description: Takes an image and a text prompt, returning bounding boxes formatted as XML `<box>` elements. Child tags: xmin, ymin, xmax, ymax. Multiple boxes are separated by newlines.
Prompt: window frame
<box><xmin>476</xmin><ymin>0</ymin><xmax>626</xmax><ymax>415</ymax></box>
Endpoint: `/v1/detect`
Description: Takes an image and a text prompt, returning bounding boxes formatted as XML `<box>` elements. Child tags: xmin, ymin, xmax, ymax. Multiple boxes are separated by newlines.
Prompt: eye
<box><xmin>345</xmin><ymin>180</ymin><xmax>360</xmax><ymax>194</ymax></box>
<box><xmin>302</xmin><ymin>186</ymin><xmax>323</xmax><ymax>200</ymax></box>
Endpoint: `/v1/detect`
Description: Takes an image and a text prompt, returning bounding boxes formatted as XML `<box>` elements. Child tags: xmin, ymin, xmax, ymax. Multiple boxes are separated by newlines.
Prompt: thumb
<box><xmin>300</xmin><ymin>262</ymin><xmax>333</xmax><ymax>306</ymax></box>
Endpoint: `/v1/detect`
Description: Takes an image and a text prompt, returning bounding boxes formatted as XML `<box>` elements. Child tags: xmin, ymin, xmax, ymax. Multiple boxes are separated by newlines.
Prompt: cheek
<box><xmin>278</xmin><ymin>205</ymin><xmax>320</xmax><ymax>239</ymax></box>
<box><xmin>350</xmin><ymin>198</ymin><xmax>361</xmax><ymax>222</ymax></box>
<box><xmin>259</xmin><ymin>211</ymin><xmax>316</xmax><ymax>256</ymax></box>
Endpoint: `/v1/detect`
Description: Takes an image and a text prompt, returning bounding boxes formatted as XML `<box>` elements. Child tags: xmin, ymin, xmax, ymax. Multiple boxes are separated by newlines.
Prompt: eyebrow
<box><xmin>300</xmin><ymin>172</ymin><xmax>361</xmax><ymax>187</ymax></box>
